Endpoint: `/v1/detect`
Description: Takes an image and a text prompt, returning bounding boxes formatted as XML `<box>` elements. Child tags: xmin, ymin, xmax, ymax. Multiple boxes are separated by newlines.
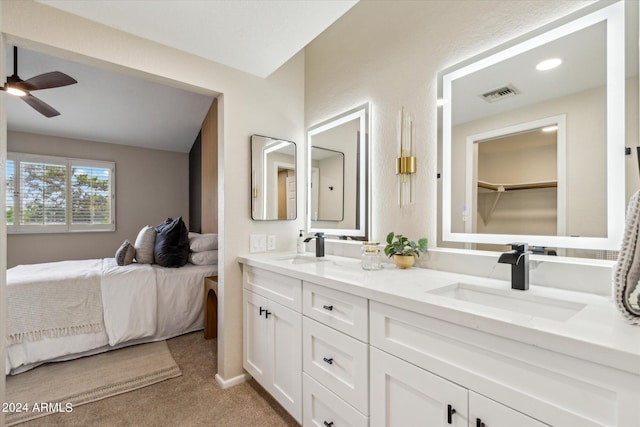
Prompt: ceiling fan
<box><xmin>2</xmin><ymin>46</ymin><xmax>77</xmax><ymax>118</ymax></box>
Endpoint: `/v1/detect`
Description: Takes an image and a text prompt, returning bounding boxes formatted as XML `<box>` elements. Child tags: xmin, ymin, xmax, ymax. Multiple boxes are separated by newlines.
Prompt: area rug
<box><xmin>5</xmin><ymin>341</ymin><xmax>181</xmax><ymax>426</ymax></box>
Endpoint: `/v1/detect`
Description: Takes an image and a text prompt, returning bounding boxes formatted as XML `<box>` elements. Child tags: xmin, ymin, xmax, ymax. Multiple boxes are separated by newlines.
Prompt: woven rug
<box><xmin>5</xmin><ymin>341</ymin><xmax>181</xmax><ymax>426</ymax></box>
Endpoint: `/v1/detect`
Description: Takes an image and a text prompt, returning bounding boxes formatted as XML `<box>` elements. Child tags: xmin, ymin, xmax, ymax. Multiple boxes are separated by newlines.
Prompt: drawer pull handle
<box><xmin>447</xmin><ymin>405</ymin><xmax>456</xmax><ymax>424</ymax></box>
<box><xmin>322</xmin><ymin>305</ymin><xmax>334</xmax><ymax>311</ymax></box>
<box><xmin>476</xmin><ymin>418</ymin><xmax>485</xmax><ymax>427</ymax></box>
<box><xmin>259</xmin><ymin>307</ymin><xmax>266</xmax><ymax>316</ymax></box>
<box><xmin>322</xmin><ymin>357</ymin><xmax>334</xmax><ymax>365</ymax></box>
<box><xmin>323</xmin><ymin>422</ymin><xmax>334</xmax><ymax>427</ymax></box>
<box><xmin>265</xmin><ymin>310</ymin><xmax>271</xmax><ymax>319</ymax></box>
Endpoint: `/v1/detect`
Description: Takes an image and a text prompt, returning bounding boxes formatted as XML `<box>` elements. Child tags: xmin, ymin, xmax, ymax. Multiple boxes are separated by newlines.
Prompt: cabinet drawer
<box><xmin>243</xmin><ymin>266</ymin><xmax>301</xmax><ymax>311</ymax></box>
<box><xmin>303</xmin><ymin>317</ymin><xmax>369</xmax><ymax>415</ymax></box>
<box><xmin>303</xmin><ymin>281</ymin><xmax>368</xmax><ymax>341</ymax></box>
<box><xmin>370</xmin><ymin>301</ymin><xmax>617</xmax><ymax>427</ymax></box>
<box><xmin>303</xmin><ymin>373</ymin><xmax>368</xmax><ymax>427</ymax></box>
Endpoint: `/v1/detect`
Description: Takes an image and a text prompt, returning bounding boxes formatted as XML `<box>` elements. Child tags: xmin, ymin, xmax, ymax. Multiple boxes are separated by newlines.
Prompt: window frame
<box><xmin>7</xmin><ymin>152</ymin><xmax>116</xmax><ymax>234</ymax></box>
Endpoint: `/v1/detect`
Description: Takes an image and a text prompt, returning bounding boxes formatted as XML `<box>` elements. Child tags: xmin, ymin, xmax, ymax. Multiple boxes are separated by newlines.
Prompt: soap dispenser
<box><xmin>297</xmin><ymin>230</ymin><xmax>305</xmax><ymax>253</ymax></box>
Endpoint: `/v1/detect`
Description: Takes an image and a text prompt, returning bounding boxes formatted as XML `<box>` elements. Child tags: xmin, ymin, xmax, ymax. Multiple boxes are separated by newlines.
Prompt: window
<box><xmin>7</xmin><ymin>153</ymin><xmax>115</xmax><ymax>233</ymax></box>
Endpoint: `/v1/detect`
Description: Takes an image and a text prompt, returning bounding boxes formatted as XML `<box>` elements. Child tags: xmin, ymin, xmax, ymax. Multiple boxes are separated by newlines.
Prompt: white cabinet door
<box><xmin>243</xmin><ymin>289</ymin><xmax>302</xmax><ymax>423</ymax></box>
<box><xmin>270</xmin><ymin>299</ymin><xmax>302</xmax><ymax>421</ymax></box>
<box><xmin>469</xmin><ymin>391</ymin><xmax>548</xmax><ymax>427</ymax></box>
<box><xmin>370</xmin><ymin>347</ymin><xmax>467</xmax><ymax>427</ymax></box>
<box><xmin>243</xmin><ymin>289</ymin><xmax>269</xmax><ymax>385</ymax></box>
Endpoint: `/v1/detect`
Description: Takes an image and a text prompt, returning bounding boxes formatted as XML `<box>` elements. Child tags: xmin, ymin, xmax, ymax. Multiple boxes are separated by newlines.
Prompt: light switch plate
<box><xmin>267</xmin><ymin>235</ymin><xmax>276</xmax><ymax>250</ymax></box>
<box><xmin>250</xmin><ymin>234</ymin><xmax>267</xmax><ymax>253</ymax></box>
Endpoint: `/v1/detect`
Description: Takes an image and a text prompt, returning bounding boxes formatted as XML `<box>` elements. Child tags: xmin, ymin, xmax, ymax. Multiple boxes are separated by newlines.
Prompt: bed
<box><xmin>6</xmin><ymin>257</ymin><xmax>217</xmax><ymax>375</ymax></box>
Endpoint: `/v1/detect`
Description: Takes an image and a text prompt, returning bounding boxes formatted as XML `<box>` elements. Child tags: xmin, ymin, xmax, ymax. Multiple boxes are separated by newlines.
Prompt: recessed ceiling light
<box><xmin>536</xmin><ymin>58</ymin><xmax>562</xmax><ymax>71</ymax></box>
<box><xmin>542</xmin><ymin>125</ymin><xmax>558</xmax><ymax>132</ymax></box>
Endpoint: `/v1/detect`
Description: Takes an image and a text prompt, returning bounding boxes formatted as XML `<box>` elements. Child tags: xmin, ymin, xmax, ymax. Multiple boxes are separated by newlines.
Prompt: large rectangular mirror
<box><xmin>439</xmin><ymin>1</ymin><xmax>637</xmax><ymax>254</ymax></box>
<box><xmin>251</xmin><ymin>135</ymin><xmax>296</xmax><ymax>220</ymax></box>
<box><xmin>307</xmin><ymin>103</ymin><xmax>370</xmax><ymax>239</ymax></box>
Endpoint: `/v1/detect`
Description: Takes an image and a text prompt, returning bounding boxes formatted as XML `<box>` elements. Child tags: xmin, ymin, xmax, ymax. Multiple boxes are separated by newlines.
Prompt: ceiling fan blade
<box><xmin>19</xmin><ymin>71</ymin><xmax>77</xmax><ymax>92</ymax></box>
<box><xmin>22</xmin><ymin>93</ymin><xmax>61</xmax><ymax>118</ymax></box>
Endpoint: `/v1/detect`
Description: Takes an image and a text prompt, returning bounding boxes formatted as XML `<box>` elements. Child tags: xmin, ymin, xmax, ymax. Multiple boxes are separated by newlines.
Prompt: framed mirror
<box><xmin>250</xmin><ymin>135</ymin><xmax>296</xmax><ymax>220</ymax></box>
<box><xmin>307</xmin><ymin>102</ymin><xmax>370</xmax><ymax>239</ymax></box>
<box><xmin>439</xmin><ymin>1</ymin><xmax>637</xmax><ymax>253</ymax></box>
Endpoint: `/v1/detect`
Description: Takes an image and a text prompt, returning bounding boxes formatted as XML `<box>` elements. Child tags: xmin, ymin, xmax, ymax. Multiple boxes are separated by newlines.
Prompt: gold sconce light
<box><xmin>397</xmin><ymin>107</ymin><xmax>416</xmax><ymax>207</ymax></box>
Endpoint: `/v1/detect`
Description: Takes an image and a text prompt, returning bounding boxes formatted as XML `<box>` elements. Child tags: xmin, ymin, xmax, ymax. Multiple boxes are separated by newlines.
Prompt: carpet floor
<box><xmin>17</xmin><ymin>332</ymin><xmax>299</xmax><ymax>426</ymax></box>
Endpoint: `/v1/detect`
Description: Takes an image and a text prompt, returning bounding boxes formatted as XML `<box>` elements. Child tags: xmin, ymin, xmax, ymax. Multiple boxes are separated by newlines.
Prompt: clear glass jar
<box><xmin>361</xmin><ymin>242</ymin><xmax>382</xmax><ymax>270</ymax></box>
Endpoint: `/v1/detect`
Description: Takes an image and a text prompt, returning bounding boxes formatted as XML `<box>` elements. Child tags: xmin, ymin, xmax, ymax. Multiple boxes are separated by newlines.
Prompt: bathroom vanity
<box><xmin>238</xmin><ymin>253</ymin><xmax>640</xmax><ymax>426</ymax></box>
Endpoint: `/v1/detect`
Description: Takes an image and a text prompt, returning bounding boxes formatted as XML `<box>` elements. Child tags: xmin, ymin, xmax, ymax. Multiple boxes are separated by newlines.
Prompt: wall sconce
<box><xmin>396</xmin><ymin>107</ymin><xmax>416</xmax><ymax>207</ymax></box>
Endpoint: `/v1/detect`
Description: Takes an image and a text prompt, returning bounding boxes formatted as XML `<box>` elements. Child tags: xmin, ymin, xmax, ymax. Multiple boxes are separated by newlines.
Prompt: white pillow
<box><xmin>189</xmin><ymin>233</ymin><xmax>218</xmax><ymax>252</ymax></box>
<box><xmin>188</xmin><ymin>250</ymin><xmax>218</xmax><ymax>265</ymax></box>
<box><xmin>134</xmin><ymin>225</ymin><xmax>156</xmax><ymax>264</ymax></box>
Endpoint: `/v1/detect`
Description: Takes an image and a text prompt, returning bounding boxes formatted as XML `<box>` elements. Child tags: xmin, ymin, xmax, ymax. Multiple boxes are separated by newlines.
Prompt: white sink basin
<box><xmin>428</xmin><ymin>282</ymin><xmax>586</xmax><ymax>322</ymax></box>
<box><xmin>275</xmin><ymin>255</ymin><xmax>326</xmax><ymax>265</ymax></box>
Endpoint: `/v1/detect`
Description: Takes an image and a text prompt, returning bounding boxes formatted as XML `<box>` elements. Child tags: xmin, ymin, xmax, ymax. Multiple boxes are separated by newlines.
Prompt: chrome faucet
<box><xmin>498</xmin><ymin>243</ymin><xmax>529</xmax><ymax>291</ymax></box>
<box><xmin>304</xmin><ymin>232</ymin><xmax>325</xmax><ymax>257</ymax></box>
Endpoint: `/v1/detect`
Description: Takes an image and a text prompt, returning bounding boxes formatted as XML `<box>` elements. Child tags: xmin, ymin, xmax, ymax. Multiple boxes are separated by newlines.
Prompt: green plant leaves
<box><xmin>383</xmin><ymin>232</ymin><xmax>428</xmax><ymax>258</ymax></box>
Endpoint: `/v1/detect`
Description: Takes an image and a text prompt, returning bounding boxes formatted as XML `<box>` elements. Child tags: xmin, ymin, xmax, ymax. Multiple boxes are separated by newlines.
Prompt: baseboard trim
<box><xmin>215</xmin><ymin>372</ymin><xmax>250</xmax><ymax>389</ymax></box>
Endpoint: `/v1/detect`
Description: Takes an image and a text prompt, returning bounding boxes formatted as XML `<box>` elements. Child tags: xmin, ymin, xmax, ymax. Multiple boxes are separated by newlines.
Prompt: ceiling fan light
<box><xmin>6</xmin><ymin>86</ymin><xmax>27</xmax><ymax>97</ymax></box>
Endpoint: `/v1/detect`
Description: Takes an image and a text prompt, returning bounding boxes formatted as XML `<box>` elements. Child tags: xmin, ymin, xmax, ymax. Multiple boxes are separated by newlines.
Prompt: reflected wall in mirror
<box><xmin>251</xmin><ymin>135</ymin><xmax>296</xmax><ymax>220</ymax></box>
<box><xmin>439</xmin><ymin>1</ymin><xmax>638</xmax><ymax>256</ymax></box>
<box><xmin>307</xmin><ymin>102</ymin><xmax>370</xmax><ymax>239</ymax></box>
<box><xmin>310</xmin><ymin>147</ymin><xmax>344</xmax><ymax>221</ymax></box>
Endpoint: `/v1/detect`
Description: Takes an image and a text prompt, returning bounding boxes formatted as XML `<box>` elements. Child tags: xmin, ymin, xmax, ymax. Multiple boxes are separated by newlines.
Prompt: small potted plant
<box><xmin>384</xmin><ymin>232</ymin><xmax>428</xmax><ymax>269</ymax></box>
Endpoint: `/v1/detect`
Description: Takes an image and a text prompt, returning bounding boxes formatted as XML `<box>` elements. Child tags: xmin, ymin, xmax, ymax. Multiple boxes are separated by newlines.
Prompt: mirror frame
<box><xmin>250</xmin><ymin>134</ymin><xmax>297</xmax><ymax>221</ymax></box>
<box><xmin>439</xmin><ymin>1</ymin><xmax>626</xmax><ymax>250</ymax></box>
<box><xmin>307</xmin><ymin>102</ymin><xmax>371</xmax><ymax>239</ymax></box>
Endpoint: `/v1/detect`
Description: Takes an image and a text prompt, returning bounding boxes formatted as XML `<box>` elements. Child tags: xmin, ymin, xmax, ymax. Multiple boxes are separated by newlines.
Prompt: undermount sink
<box><xmin>428</xmin><ymin>282</ymin><xmax>586</xmax><ymax>322</ymax></box>
<box><xmin>275</xmin><ymin>255</ymin><xmax>326</xmax><ymax>265</ymax></box>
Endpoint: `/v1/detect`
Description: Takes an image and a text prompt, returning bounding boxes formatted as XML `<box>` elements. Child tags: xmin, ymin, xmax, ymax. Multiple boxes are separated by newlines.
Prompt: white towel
<box><xmin>613</xmin><ymin>189</ymin><xmax>640</xmax><ymax>325</ymax></box>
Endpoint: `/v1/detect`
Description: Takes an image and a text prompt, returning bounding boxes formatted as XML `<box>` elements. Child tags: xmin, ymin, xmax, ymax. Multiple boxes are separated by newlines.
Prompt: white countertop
<box><xmin>238</xmin><ymin>252</ymin><xmax>640</xmax><ymax>376</ymax></box>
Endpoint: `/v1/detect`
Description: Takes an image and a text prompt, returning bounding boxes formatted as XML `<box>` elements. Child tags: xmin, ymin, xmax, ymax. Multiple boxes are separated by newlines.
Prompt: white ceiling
<box><xmin>6</xmin><ymin>0</ymin><xmax>358</xmax><ymax>152</ymax></box>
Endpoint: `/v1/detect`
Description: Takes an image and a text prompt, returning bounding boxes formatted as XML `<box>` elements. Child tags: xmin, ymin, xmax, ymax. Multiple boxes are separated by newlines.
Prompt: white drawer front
<box><xmin>243</xmin><ymin>266</ymin><xmax>301</xmax><ymax>311</ymax></box>
<box><xmin>303</xmin><ymin>373</ymin><xmax>368</xmax><ymax>427</ymax></box>
<box><xmin>303</xmin><ymin>281</ymin><xmax>368</xmax><ymax>341</ymax></box>
<box><xmin>303</xmin><ymin>317</ymin><xmax>369</xmax><ymax>415</ymax></box>
<box><xmin>370</xmin><ymin>301</ymin><xmax>617</xmax><ymax>427</ymax></box>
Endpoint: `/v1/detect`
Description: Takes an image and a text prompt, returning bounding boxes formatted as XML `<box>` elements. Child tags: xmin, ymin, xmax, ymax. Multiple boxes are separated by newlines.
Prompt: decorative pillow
<box><xmin>188</xmin><ymin>232</ymin><xmax>218</xmax><ymax>252</ymax></box>
<box><xmin>188</xmin><ymin>250</ymin><xmax>218</xmax><ymax>265</ymax></box>
<box><xmin>134</xmin><ymin>225</ymin><xmax>156</xmax><ymax>264</ymax></box>
<box><xmin>154</xmin><ymin>217</ymin><xmax>189</xmax><ymax>268</ymax></box>
<box><xmin>115</xmin><ymin>240</ymin><xmax>136</xmax><ymax>266</ymax></box>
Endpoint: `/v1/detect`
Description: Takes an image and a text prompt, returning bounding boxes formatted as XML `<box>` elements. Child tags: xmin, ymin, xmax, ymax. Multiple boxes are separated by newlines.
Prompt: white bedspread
<box><xmin>6</xmin><ymin>259</ymin><xmax>218</xmax><ymax>374</ymax></box>
<box><xmin>101</xmin><ymin>258</ymin><xmax>157</xmax><ymax>345</ymax></box>
<box><xmin>6</xmin><ymin>259</ymin><xmax>104</xmax><ymax>344</ymax></box>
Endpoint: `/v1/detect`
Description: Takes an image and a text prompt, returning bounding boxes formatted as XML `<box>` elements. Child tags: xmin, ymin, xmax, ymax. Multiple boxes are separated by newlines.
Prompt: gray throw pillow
<box><xmin>134</xmin><ymin>225</ymin><xmax>156</xmax><ymax>264</ymax></box>
<box><xmin>115</xmin><ymin>240</ymin><xmax>136</xmax><ymax>266</ymax></box>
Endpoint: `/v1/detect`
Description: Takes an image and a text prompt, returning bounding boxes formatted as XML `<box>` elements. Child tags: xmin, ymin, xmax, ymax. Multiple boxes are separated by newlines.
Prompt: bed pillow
<box><xmin>115</xmin><ymin>240</ymin><xmax>136</xmax><ymax>266</ymax></box>
<box><xmin>134</xmin><ymin>225</ymin><xmax>156</xmax><ymax>264</ymax></box>
<box><xmin>188</xmin><ymin>232</ymin><xmax>218</xmax><ymax>252</ymax></box>
<box><xmin>188</xmin><ymin>250</ymin><xmax>218</xmax><ymax>265</ymax></box>
<box><xmin>154</xmin><ymin>217</ymin><xmax>189</xmax><ymax>268</ymax></box>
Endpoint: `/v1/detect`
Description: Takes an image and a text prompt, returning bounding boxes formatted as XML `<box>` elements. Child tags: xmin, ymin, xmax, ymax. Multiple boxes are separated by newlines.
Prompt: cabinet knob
<box><xmin>447</xmin><ymin>404</ymin><xmax>456</xmax><ymax>424</ymax></box>
<box><xmin>322</xmin><ymin>305</ymin><xmax>334</xmax><ymax>311</ymax></box>
<box><xmin>322</xmin><ymin>357</ymin><xmax>334</xmax><ymax>365</ymax></box>
<box><xmin>323</xmin><ymin>422</ymin><xmax>334</xmax><ymax>427</ymax></box>
<box><xmin>476</xmin><ymin>418</ymin><xmax>485</xmax><ymax>427</ymax></box>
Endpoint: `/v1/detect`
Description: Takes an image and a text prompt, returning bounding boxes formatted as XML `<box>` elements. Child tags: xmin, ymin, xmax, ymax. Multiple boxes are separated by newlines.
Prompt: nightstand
<box><xmin>204</xmin><ymin>276</ymin><xmax>218</xmax><ymax>339</ymax></box>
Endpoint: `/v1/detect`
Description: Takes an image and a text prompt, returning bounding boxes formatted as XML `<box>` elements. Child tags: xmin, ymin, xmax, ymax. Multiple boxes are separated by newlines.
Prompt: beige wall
<box><xmin>304</xmin><ymin>0</ymin><xmax>599</xmax><ymax>262</ymax></box>
<box><xmin>7</xmin><ymin>131</ymin><xmax>189</xmax><ymax>267</ymax></box>
<box><xmin>1</xmin><ymin>0</ymin><xmax>306</xmax><ymax>385</ymax></box>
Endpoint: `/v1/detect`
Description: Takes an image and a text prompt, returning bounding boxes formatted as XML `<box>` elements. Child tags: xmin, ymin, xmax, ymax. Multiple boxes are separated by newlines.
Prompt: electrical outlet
<box><xmin>267</xmin><ymin>235</ymin><xmax>276</xmax><ymax>250</ymax></box>
<box><xmin>250</xmin><ymin>234</ymin><xmax>267</xmax><ymax>253</ymax></box>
